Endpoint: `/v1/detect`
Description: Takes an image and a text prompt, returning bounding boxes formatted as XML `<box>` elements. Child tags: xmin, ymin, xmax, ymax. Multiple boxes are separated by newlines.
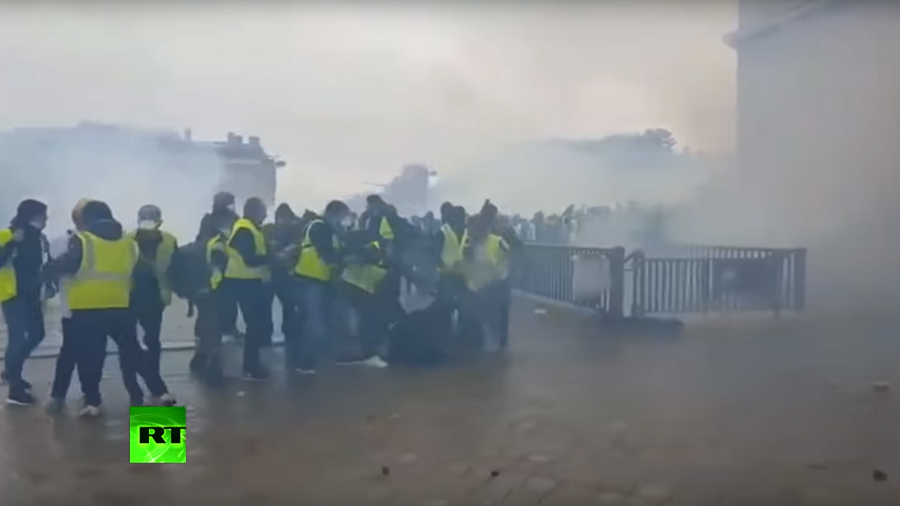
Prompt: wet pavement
<box><xmin>1</xmin><ymin>300</ymin><xmax>900</xmax><ymax>505</ymax></box>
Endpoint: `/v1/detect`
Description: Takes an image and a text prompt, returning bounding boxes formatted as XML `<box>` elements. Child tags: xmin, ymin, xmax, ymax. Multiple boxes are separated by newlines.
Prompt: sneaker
<box><xmin>45</xmin><ymin>398</ymin><xmax>65</xmax><ymax>415</ymax></box>
<box><xmin>7</xmin><ymin>389</ymin><xmax>36</xmax><ymax>406</ymax></box>
<box><xmin>361</xmin><ymin>356</ymin><xmax>389</xmax><ymax>369</ymax></box>
<box><xmin>293</xmin><ymin>368</ymin><xmax>316</xmax><ymax>376</ymax></box>
<box><xmin>335</xmin><ymin>355</ymin><xmax>364</xmax><ymax>366</ymax></box>
<box><xmin>78</xmin><ymin>405</ymin><xmax>102</xmax><ymax>418</ymax></box>
<box><xmin>242</xmin><ymin>369</ymin><xmax>271</xmax><ymax>381</ymax></box>
<box><xmin>150</xmin><ymin>393</ymin><xmax>177</xmax><ymax>407</ymax></box>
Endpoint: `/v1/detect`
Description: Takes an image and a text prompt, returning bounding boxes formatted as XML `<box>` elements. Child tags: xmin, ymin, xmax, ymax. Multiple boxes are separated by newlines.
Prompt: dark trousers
<box><xmin>271</xmin><ymin>274</ymin><xmax>295</xmax><ymax>339</ymax></box>
<box><xmin>220</xmin><ymin>279</ymin><xmax>271</xmax><ymax>372</ymax></box>
<box><xmin>497</xmin><ymin>277</ymin><xmax>512</xmax><ymax>347</ymax></box>
<box><xmin>342</xmin><ymin>283</ymin><xmax>390</xmax><ymax>359</ymax></box>
<box><xmin>193</xmin><ymin>290</ymin><xmax>223</xmax><ymax>356</ymax></box>
<box><xmin>50</xmin><ymin>317</ymin><xmax>91</xmax><ymax>402</ymax></box>
<box><xmin>2</xmin><ymin>291</ymin><xmax>46</xmax><ymax>391</ymax></box>
<box><xmin>134</xmin><ymin>304</ymin><xmax>164</xmax><ymax>382</ymax></box>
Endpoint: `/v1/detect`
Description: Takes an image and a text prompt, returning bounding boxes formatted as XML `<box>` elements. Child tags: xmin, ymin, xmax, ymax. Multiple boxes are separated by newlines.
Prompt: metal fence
<box><xmin>514</xmin><ymin>243</ymin><xmax>806</xmax><ymax>318</ymax></box>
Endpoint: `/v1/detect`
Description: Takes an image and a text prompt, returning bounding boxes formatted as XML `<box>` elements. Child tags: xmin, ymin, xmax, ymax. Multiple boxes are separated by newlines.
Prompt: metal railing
<box><xmin>513</xmin><ymin>244</ymin><xmax>626</xmax><ymax>318</ymax></box>
<box><xmin>514</xmin><ymin>243</ymin><xmax>806</xmax><ymax>318</ymax></box>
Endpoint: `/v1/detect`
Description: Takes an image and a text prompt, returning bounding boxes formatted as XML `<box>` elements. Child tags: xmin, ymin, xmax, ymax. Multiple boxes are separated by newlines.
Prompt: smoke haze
<box><xmin>1</xmin><ymin>1</ymin><xmax>898</xmax><ymax>313</ymax></box>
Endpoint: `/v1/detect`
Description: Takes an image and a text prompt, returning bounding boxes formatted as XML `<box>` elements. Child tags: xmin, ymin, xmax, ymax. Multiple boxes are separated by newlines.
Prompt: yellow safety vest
<box><xmin>294</xmin><ymin>220</ymin><xmax>340</xmax><ymax>282</ymax></box>
<box><xmin>225</xmin><ymin>218</ymin><xmax>269</xmax><ymax>281</ymax></box>
<box><xmin>0</xmin><ymin>228</ymin><xmax>17</xmax><ymax>303</ymax></box>
<box><xmin>341</xmin><ymin>241</ymin><xmax>387</xmax><ymax>294</ymax></box>
<box><xmin>460</xmin><ymin>232</ymin><xmax>508</xmax><ymax>292</ymax></box>
<box><xmin>61</xmin><ymin>232</ymin><xmax>138</xmax><ymax>310</ymax></box>
<box><xmin>128</xmin><ymin>230</ymin><xmax>177</xmax><ymax>305</ymax></box>
<box><xmin>440</xmin><ymin>224</ymin><xmax>463</xmax><ymax>274</ymax></box>
<box><xmin>379</xmin><ymin>217</ymin><xmax>395</xmax><ymax>241</ymax></box>
<box><xmin>206</xmin><ymin>235</ymin><xmax>227</xmax><ymax>290</ymax></box>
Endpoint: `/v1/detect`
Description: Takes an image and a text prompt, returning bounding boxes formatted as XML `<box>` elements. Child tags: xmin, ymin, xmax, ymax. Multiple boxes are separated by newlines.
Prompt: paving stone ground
<box><xmin>0</xmin><ymin>300</ymin><xmax>898</xmax><ymax>506</ymax></box>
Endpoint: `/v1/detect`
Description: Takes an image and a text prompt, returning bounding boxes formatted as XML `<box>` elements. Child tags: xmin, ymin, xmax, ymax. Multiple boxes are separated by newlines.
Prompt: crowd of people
<box><xmin>406</xmin><ymin>203</ymin><xmax>671</xmax><ymax>251</ymax></box>
<box><xmin>0</xmin><ymin>192</ymin><xmax>521</xmax><ymax>417</ymax></box>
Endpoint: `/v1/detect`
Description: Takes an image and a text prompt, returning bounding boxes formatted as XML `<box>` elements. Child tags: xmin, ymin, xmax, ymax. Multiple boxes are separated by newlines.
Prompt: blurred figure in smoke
<box><xmin>221</xmin><ymin>197</ymin><xmax>273</xmax><ymax>380</ymax></box>
<box><xmin>128</xmin><ymin>205</ymin><xmax>178</xmax><ymax>406</ymax></box>
<box><xmin>262</xmin><ymin>203</ymin><xmax>304</xmax><ymax>342</ymax></box>
<box><xmin>459</xmin><ymin>201</ymin><xmax>512</xmax><ymax>352</ymax></box>
<box><xmin>434</xmin><ymin>203</ymin><xmax>467</xmax><ymax>348</ymax></box>
<box><xmin>0</xmin><ymin>199</ymin><xmax>50</xmax><ymax>405</ymax></box>
<box><xmin>197</xmin><ymin>192</ymin><xmax>242</xmax><ymax>343</ymax></box>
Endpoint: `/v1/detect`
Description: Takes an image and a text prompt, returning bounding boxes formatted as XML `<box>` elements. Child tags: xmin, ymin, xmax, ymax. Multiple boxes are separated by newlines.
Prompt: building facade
<box><xmin>726</xmin><ymin>0</ymin><xmax>900</xmax><ymax>307</ymax></box>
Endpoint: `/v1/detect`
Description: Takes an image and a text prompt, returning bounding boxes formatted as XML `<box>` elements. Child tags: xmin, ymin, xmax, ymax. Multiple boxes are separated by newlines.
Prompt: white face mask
<box><xmin>226</xmin><ymin>203</ymin><xmax>235</xmax><ymax>212</ymax></box>
<box><xmin>30</xmin><ymin>220</ymin><xmax>46</xmax><ymax>231</ymax></box>
<box><xmin>138</xmin><ymin>220</ymin><xmax>158</xmax><ymax>230</ymax></box>
<box><xmin>341</xmin><ymin>217</ymin><xmax>354</xmax><ymax>229</ymax></box>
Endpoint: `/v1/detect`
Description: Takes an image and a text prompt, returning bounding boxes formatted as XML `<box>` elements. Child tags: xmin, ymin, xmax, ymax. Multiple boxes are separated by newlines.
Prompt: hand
<box><xmin>11</xmin><ymin>229</ymin><xmax>24</xmax><ymax>242</ymax></box>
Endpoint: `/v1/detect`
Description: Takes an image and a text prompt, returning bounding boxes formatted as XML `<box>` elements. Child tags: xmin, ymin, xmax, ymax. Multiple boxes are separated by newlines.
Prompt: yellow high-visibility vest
<box><xmin>294</xmin><ymin>220</ymin><xmax>340</xmax><ymax>282</ymax></box>
<box><xmin>460</xmin><ymin>231</ymin><xmax>508</xmax><ymax>292</ymax></box>
<box><xmin>128</xmin><ymin>230</ymin><xmax>177</xmax><ymax>305</ymax></box>
<box><xmin>0</xmin><ymin>228</ymin><xmax>17</xmax><ymax>303</ymax></box>
<box><xmin>440</xmin><ymin>224</ymin><xmax>463</xmax><ymax>274</ymax></box>
<box><xmin>225</xmin><ymin>218</ymin><xmax>269</xmax><ymax>281</ymax></box>
<box><xmin>206</xmin><ymin>235</ymin><xmax>227</xmax><ymax>290</ymax></box>
<box><xmin>379</xmin><ymin>216</ymin><xmax>395</xmax><ymax>241</ymax></box>
<box><xmin>341</xmin><ymin>241</ymin><xmax>387</xmax><ymax>294</ymax></box>
<box><xmin>61</xmin><ymin>232</ymin><xmax>138</xmax><ymax>310</ymax></box>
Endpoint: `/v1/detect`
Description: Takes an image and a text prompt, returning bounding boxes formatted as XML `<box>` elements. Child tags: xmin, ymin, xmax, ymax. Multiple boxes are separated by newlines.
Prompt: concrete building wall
<box><xmin>732</xmin><ymin>0</ymin><xmax>900</xmax><ymax>308</ymax></box>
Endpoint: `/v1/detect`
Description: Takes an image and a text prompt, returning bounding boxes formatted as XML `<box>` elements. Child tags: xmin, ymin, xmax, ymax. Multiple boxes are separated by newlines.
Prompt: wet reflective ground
<box><xmin>1</xmin><ymin>301</ymin><xmax>899</xmax><ymax>505</ymax></box>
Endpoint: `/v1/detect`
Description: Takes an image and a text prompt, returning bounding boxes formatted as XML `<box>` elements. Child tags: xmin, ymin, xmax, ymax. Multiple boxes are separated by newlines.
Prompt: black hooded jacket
<box><xmin>0</xmin><ymin>199</ymin><xmax>49</xmax><ymax>296</ymax></box>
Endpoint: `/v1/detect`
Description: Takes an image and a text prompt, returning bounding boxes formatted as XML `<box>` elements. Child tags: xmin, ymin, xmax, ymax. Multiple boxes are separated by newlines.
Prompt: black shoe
<box><xmin>242</xmin><ymin>368</ymin><xmax>271</xmax><ymax>381</ymax></box>
<box><xmin>2</xmin><ymin>371</ymin><xmax>33</xmax><ymax>391</ymax></box>
<box><xmin>7</xmin><ymin>389</ymin><xmax>36</xmax><ymax>406</ymax></box>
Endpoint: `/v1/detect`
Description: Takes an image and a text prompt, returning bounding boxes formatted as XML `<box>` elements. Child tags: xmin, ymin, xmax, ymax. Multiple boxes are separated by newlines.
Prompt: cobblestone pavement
<box><xmin>1</xmin><ymin>301</ymin><xmax>899</xmax><ymax>506</ymax></box>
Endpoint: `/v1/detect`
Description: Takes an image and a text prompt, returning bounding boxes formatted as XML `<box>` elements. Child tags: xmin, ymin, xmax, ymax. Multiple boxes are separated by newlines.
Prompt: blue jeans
<box><xmin>2</xmin><ymin>291</ymin><xmax>45</xmax><ymax>391</ymax></box>
<box><xmin>291</xmin><ymin>278</ymin><xmax>341</xmax><ymax>371</ymax></box>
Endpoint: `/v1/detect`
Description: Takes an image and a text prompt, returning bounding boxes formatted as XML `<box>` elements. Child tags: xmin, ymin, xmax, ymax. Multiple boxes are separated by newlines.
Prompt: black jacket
<box><xmin>0</xmin><ymin>224</ymin><xmax>45</xmax><ymax>296</ymax></box>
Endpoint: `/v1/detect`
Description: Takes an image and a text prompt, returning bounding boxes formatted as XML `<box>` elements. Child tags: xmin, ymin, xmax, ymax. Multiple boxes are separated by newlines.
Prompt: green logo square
<box><xmin>129</xmin><ymin>406</ymin><xmax>187</xmax><ymax>464</ymax></box>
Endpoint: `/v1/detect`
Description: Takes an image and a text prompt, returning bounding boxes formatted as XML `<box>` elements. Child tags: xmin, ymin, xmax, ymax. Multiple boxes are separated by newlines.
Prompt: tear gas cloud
<box><xmin>0</xmin><ymin>2</ymin><xmax>897</xmax><ymax>313</ymax></box>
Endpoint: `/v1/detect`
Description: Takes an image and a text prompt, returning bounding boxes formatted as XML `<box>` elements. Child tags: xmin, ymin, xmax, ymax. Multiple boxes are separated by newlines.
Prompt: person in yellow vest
<box><xmin>42</xmin><ymin>201</ymin><xmax>172</xmax><ymax>416</ymax></box>
<box><xmin>337</xmin><ymin>230</ymin><xmax>390</xmax><ymax>368</ymax></box>
<box><xmin>460</xmin><ymin>210</ymin><xmax>511</xmax><ymax>352</ymax></box>
<box><xmin>128</xmin><ymin>205</ymin><xmax>177</xmax><ymax>402</ymax></box>
<box><xmin>187</xmin><ymin>226</ymin><xmax>230</xmax><ymax>383</ymax></box>
<box><xmin>290</xmin><ymin>200</ymin><xmax>351</xmax><ymax>375</ymax></box>
<box><xmin>221</xmin><ymin>197</ymin><xmax>273</xmax><ymax>380</ymax></box>
<box><xmin>0</xmin><ymin>199</ymin><xmax>50</xmax><ymax>406</ymax></box>
<box><xmin>433</xmin><ymin>203</ymin><xmax>467</xmax><ymax>343</ymax></box>
<box><xmin>47</xmin><ymin>198</ymin><xmax>95</xmax><ymax>413</ymax></box>
<box><xmin>482</xmin><ymin>203</ymin><xmax>522</xmax><ymax>349</ymax></box>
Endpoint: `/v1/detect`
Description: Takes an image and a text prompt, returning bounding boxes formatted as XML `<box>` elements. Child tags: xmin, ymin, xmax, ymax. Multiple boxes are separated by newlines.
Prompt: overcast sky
<box><xmin>0</xmin><ymin>2</ymin><xmax>736</xmax><ymax>205</ymax></box>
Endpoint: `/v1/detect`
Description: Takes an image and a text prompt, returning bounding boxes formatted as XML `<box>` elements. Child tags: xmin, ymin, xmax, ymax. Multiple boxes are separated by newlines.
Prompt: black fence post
<box><xmin>607</xmin><ymin>246</ymin><xmax>626</xmax><ymax>320</ymax></box>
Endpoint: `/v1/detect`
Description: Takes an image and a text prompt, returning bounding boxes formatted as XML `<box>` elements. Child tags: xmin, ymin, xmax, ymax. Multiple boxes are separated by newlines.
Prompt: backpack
<box><xmin>168</xmin><ymin>240</ymin><xmax>212</xmax><ymax>300</ymax></box>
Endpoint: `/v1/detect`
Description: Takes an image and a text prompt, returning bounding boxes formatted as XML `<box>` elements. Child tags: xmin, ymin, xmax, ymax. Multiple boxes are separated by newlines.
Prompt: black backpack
<box><xmin>168</xmin><ymin>240</ymin><xmax>211</xmax><ymax>300</ymax></box>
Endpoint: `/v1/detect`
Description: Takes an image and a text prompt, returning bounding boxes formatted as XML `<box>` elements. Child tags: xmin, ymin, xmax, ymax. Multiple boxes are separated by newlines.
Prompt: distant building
<box><xmin>0</xmin><ymin>122</ymin><xmax>284</xmax><ymax>209</ymax></box>
<box><xmin>726</xmin><ymin>0</ymin><xmax>900</xmax><ymax>195</ymax></box>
